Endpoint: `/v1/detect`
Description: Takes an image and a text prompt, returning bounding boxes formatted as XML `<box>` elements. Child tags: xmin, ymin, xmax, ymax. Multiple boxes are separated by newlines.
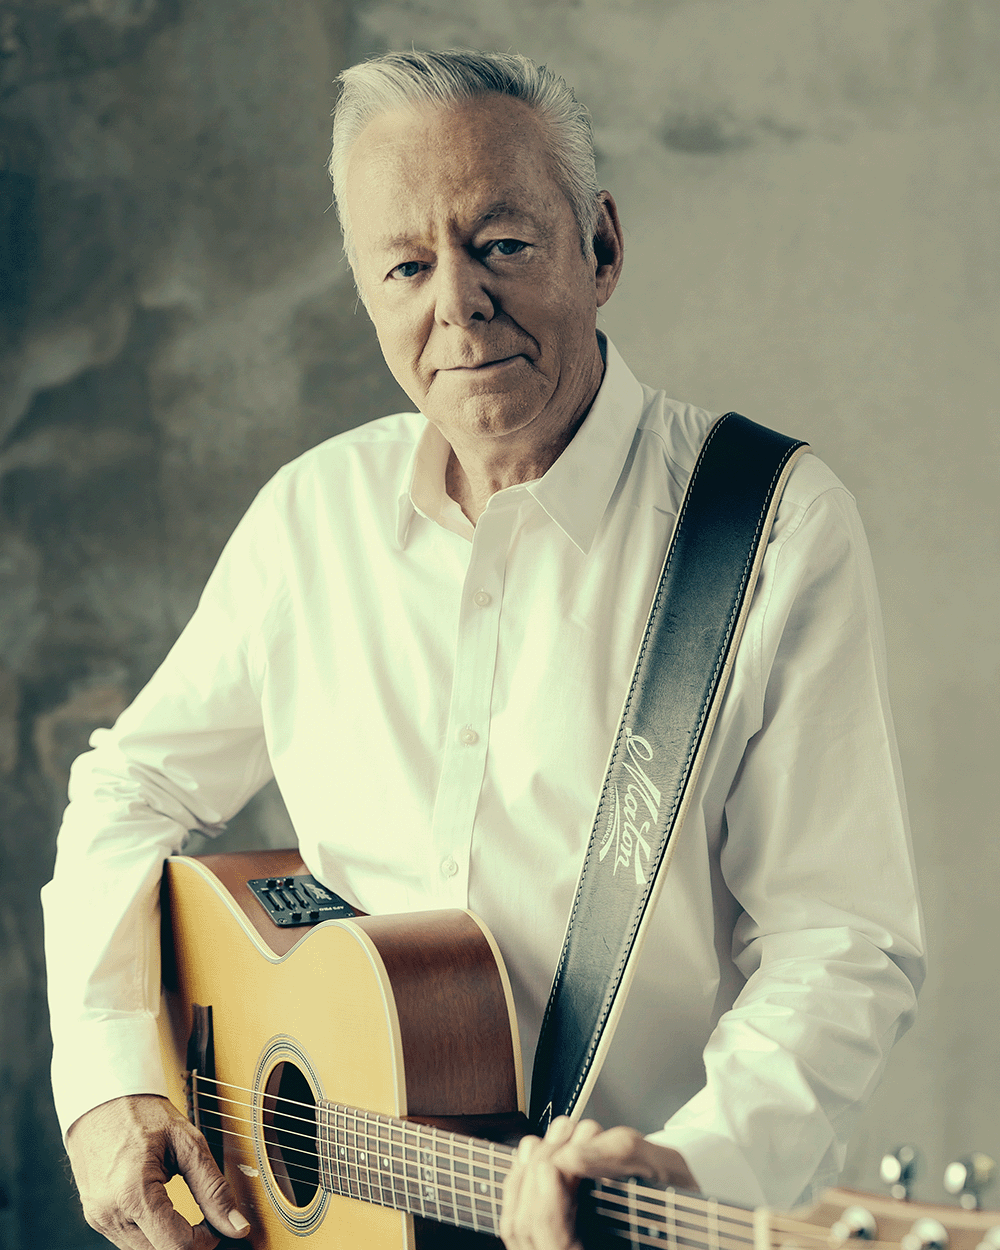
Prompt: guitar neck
<box><xmin>315</xmin><ymin>1102</ymin><xmax>513</xmax><ymax>1239</ymax></box>
<box><xmin>312</xmin><ymin>1102</ymin><xmax>767</xmax><ymax>1248</ymax></box>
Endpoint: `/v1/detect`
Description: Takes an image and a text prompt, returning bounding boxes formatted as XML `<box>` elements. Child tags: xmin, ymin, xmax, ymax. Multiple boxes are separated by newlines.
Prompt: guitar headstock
<box><xmin>795</xmin><ymin>1188</ymin><xmax>998</xmax><ymax>1250</ymax></box>
<box><xmin>586</xmin><ymin>1153</ymin><xmax>998</xmax><ymax>1250</ymax></box>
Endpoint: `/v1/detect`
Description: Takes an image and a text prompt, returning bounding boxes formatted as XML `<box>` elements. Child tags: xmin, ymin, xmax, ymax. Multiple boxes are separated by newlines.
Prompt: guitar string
<box><xmin>197</xmin><ymin>1090</ymin><xmax>509</xmax><ymax>1223</ymax></box>
<box><xmin>193</xmin><ymin>1074</ymin><xmax>516</xmax><ymax>1174</ymax></box>
<box><xmin>195</xmin><ymin>1067</ymin><xmax>524</xmax><ymax>1229</ymax></box>
<box><xmin>211</xmin><ymin>1125</ymin><xmax>323</xmax><ymax>1184</ymax></box>
<box><xmin>194</xmin><ymin>1081</ymin><xmax>511</xmax><ymax>1186</ymax></box>
<box><xmin>330</xmin><ymin>1107</ymin><xmax>503</xmax><ymax>1233</ymax></box>
<box><xmin>592</xmin><ymin>1193</ymin><xmax>753</xmax><ymax>1250</ymax></box>
<box><xmin>208</xmin><ymin>1115</ymin><xmax>479</xmax><ymax>1196</ymax></box>
<box><xmin>594</xmin><ymin>1182</ymin><xmax>757</xmax><ymax>1231</ymax></box>
<box><xmin>193</xmin><ymin>1083</ymin><xmax>320</xmax><ymax>1145</ymax></box>
<box><xmin>193</xmin><ymin>1074</ymin><xmax>318</xmax><ymax>1116</ymax></box>
<box><xmin>590</xmin><ymin>1205</ymin><xmax>751</xmax><ymax>1246</ymax></box>
<box><xmin>211</xmin><ymin>1116</ymin><xmax>492</xmax><ymax>1225</ymax></box>
<box><xmin>214</xmin><ymin>1093</ymin><xmax>502</xmax><ymax>1238</ymax></box>
<box><xmin>592</xmin><ymin>1184</ymin><xmax>842</xmax><ymax>1250</ymax></box>
<box><xmin>590</xmin><ymin>1198</ymin><xmax>754</xmax><ymax>1250</ymax></box>
<box><xmin>199</xmin><ymin>1113</ymin><xmax>772</xmax><ymax>1248</ymax></box>
<box><xmin>195</xmin><ymin>1108</ymin><xmax>860</xmax><ymax>1250</ymax></box>
<box><xmin>188</xmin><ymin>1076</ymin><xmax>809</xmax><ymax>1246</ymax></box>
<box><xmin>590</xmin><ymin>1183</ymin><xmax>754</xmax><ymax>1234</ymax></box>
<box><xmin>590</xmin><ymin>1186</ymin><xmax>903</xmax><ymax>1250</ymax></box>
<box><xmin>196</xmin><ymin>1077</ymin><xmax>771</xmax><ymax>1247</ymax></box>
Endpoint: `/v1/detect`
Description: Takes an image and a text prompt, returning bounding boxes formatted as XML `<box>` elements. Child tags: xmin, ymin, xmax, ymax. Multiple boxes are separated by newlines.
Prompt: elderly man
<box><xmin>44</xmin><ymin>49</ymin><xmax>924</xmax><ymax>1250</ymax></box>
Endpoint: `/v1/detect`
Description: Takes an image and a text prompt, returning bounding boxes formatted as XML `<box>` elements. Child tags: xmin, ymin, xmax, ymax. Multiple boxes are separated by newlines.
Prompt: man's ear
<box><xmin>593</xmin><ymin>191</ymin><xmax>625</xmax><ymax>307</ymax></box>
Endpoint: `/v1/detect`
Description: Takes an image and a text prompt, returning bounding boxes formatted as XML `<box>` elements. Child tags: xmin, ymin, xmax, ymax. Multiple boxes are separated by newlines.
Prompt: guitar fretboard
<box><xmin>316</xmin><ymin>1101</ymin><xmax>513</xmax><ymax>1238</ymax></box>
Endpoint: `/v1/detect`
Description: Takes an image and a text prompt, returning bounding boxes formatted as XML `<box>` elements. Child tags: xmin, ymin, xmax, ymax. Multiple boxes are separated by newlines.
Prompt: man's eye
<box><xmin>388</xmin><ymin>261</ymin><xmax>423</xmax><ymax>280</ymax></box>
<box><xmin>486</xmin><ymin>239</ymin><xmax>527</xmax><ymax>257</ymax></box>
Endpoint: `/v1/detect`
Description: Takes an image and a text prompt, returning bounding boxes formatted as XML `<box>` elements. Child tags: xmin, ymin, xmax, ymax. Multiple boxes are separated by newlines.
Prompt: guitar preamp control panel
<box><xmin>247</xmin><ymin>874</ymin><xmax>355</xmax><ymax>927</ymax></box>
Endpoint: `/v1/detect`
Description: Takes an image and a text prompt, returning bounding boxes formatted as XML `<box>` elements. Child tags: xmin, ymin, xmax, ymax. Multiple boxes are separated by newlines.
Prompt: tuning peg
<box><xmin>901</xmin><ymin>1218</ymin><xmax>949</xmax><ymax>1250</ymax></box>
<box><xmin>881</xmin><ymin>1146</ymin><xmax>920</xmax><ymax>1201</ymax></box>
<box><xmin>831</xmin><ymin>1206</ymin><xmax>878</xmax><ymax>1243</ymax></box>
<box><xmin>974</xmin><ymin>1226</ymin><xmax>1000</xmax><ymax>1250</ymax></box>
<box><xmin>944</xmin><ymin>1154</ymin><xmax>995</xmax><ymax>1210</ymax></box>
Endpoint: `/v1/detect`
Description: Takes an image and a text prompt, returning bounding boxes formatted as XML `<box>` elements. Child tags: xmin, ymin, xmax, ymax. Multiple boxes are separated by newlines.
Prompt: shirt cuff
<box><xmin>50</xmin><ymin>1012</ymin><xmax>170</xmax><ymax>1140</ymax></box>
<box><xmin>645</xmin><ymin>1127</ymin><xmax>768</xmax><ymax>1209</ymax></box>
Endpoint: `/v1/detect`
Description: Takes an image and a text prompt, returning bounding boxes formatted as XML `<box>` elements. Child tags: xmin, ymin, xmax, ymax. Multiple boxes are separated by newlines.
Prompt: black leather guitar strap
<box><xmin>529</xmin><ymin>413</ymin><xmax>808</xmax><ymax>1131</ymax></box>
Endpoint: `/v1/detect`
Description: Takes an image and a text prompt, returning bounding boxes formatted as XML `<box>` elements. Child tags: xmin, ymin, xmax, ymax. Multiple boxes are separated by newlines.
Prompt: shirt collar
<box><xmin>396</xmin><ymin>335</ymin><xmax>645</xmax><ymax>553</ymax></box>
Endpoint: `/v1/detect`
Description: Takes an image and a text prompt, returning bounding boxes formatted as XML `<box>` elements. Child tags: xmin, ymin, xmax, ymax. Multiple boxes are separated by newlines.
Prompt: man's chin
<box><xmin>425</xmin><ymin>373</ymin><xmax>549</xmax><ymax>440</ymax></box>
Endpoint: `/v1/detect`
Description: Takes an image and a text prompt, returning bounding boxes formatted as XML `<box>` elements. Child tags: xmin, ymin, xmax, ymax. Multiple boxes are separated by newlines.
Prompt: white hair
<box><xmin>329</xmin><ymin>49</ymin><xmax>601</xmax><ymax>269</ymax></box>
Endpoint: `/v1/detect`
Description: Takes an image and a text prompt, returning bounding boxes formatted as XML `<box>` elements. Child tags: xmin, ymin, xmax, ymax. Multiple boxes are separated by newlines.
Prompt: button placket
<box><xmin>428</xmin><ymin>498</ymin><xmax>513</xmax><ymax>900</ymax></box>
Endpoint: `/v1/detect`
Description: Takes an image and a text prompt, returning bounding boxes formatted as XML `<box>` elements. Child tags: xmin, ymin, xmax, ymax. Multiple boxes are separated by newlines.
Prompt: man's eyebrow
<box><xmin>477</xmin><ymin>200</ymin><xmax>542</xmax><ymax>229</ymax></box>
<box><xmin>371</xmin><ymin>202</ymin><xmax>544</xmax><ymax>254</ymax></box>
<box><xmin>373</xmin><ymin>232</ymin><xmax>420</xmax><ymax>254</ymax></box>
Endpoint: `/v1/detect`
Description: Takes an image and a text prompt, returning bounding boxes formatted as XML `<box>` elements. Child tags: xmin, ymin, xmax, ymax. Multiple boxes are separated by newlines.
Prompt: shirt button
<box><xmin>442</xmin><ymin>857</ymin><xmax>458</xmax><ymax>878</ymax></box>
<box><xmin>473</xmin><ymin>589</ymin><xmax>492</xmax><ymax>608</ymax></box>
<box><xmin>458</xmin><ymin>725</ymin><xmax>479</xmax><ymax>746</ymax></box>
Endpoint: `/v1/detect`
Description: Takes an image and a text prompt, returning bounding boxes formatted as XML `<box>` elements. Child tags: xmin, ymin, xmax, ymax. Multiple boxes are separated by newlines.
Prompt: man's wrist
<box><xmin>50</xmin><ymin>1012</ymin><xmax>170</xmax><ymax>1140</ymax></box>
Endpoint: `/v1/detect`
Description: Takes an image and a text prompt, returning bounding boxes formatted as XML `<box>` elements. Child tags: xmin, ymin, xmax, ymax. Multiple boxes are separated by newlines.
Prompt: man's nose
<box><xmin>433</xmin><ymin>255</ymin><xmax>496</xmax><ymax>327</ymax></box>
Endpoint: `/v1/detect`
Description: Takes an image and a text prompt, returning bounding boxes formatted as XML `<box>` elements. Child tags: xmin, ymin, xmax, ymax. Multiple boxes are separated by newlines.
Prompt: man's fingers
<box><xmin>555</xmin><ymin>1126</ymin><xmax>697</xmax><ymax>1191</ymax></box>
<box><xmin>133</xmin><ymin>1182</ymin><xmax>218</xmax><ymax>1250</ymax></box>
<box><xmin>83</xmin><ymin>1211</ymin><xmax>157</xmax><ymax>1250</ymax></box>
<box><xmin>501</xmin><ymin>1120</ymin><xmax>588</xmax><ymax>1249</ymax></box>
<box><xmin>169</xmin><ymin>1120</ymin><xmax>249</xmax><ymax>1240</ymax></box>
<box><xmin>84</xmin><ymin>1183</ymin><xmax>211</xmax><ymax>1250</ymax></box>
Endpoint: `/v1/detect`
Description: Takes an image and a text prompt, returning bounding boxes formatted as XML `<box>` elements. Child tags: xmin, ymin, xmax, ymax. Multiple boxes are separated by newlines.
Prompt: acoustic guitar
<box><xmin>159</xmin><ymin>850</ymin><xmax>997</xmax><ymax>1249</ymax></box>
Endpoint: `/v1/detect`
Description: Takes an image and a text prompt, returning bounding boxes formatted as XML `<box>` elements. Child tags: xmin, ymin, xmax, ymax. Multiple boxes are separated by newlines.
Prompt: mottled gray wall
<box><xmin>0</xmin><ymin>2</ymin><xmax>407</xmax><ymax>1246</ymax></box>
<box><xmin>1</xmin><ymin>2</ymin><xmax>997</xmax><ymax>1247</ymax></box>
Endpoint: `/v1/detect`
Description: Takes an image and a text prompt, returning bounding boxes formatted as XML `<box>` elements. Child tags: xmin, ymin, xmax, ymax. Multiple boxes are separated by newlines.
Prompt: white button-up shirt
<box><xmin>42</xmin><ymin>338</ymin><xmax>925</xmax><ymax>1211</ymax></box>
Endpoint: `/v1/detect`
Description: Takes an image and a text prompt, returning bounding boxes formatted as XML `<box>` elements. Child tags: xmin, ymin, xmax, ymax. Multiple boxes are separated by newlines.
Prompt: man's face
<box><xmin>344</xmin><ymin>95</ymin><xmax>620</xmax><ymax>455</ymax></box>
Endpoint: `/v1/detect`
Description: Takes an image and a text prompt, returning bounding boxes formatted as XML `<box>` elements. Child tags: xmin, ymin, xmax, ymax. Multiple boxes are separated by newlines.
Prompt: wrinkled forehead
<box><xmin>344</xmin><ymin>97</ymin><xmax>571</xmax><ymax>256</ymax></box>
<box><xmin>346</xmin><ymin>93</ymin><xmax>554</xmax><ymax>174</ymax></box>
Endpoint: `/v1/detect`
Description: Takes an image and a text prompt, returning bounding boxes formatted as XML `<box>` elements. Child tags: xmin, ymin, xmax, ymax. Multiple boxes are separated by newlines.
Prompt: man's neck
<box><xmin>443</xmin><ymin>421</ymin><xmax>580</xmax><ymax>525</ymax></box>
<box><xmin>444</xmin><ymin>342</ymin><xmax>607</xmax><ymax>526</ymax></box>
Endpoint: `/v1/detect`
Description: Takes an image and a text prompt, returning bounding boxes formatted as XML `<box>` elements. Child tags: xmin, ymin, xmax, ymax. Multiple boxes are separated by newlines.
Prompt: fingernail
<box><xmin>230</xmin><ymin>1211</ymin><xmax>250</xmax><ymax>1232</ymax></box>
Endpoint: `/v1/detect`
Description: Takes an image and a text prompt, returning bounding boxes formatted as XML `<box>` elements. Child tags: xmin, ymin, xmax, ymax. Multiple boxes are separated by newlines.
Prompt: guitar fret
<box><xmin>629</xmin><ymin>1179</ymin><xmax>640</xmax><ymax>1246</ymax></box>
<box><xmin>391</xmin><ymin>1125</ymin><xmax>407</xmax><ymax>1211</ymax></box>
<box><xmin>589</xmin><ymin>1182</ymin><xmax>756</xmax><ymax>1250</ymax></box>
<box><xmin>334</xmin><ymin>1110</ymin><xmax>345</xmax><ymax>1197</ymax></box>
<box><xmin>351</xmin><ymin>1109</ymin><xmax>366</xmax><ymax>1206</ymax></box>
<box><xmin>707</xmin><ymin>1197</ymin><xmax>720</xmax><ymax>1250</ymax></box>
<box><xmin>317</xmin><ymin>1102</ymin><xmax>332</xmax><ymax>1193</ymax></box>
<box><xmin>315</xmin><ymin>1101</ymin><xmax>511</xmax><ymax>1237</ymax></box>
<box><xmin>375</xmin><ymin>1118</ymin><xmax>391</xmax><ymax>1209</ymax></box>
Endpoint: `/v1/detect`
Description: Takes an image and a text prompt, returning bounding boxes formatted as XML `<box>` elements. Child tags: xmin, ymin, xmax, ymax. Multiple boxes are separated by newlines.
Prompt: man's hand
<box><xmin>499</xmin><ymin>1116</ymin><xmax>697</xmax><ymax>1250</ymax></box>
<box><xmin>66</xmin><ymin>1094</ymin><xmax>251</xmax><ymax>1250</ymax></box>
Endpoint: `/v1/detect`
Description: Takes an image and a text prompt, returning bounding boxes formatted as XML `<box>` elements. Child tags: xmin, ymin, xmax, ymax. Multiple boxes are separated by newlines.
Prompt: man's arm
<box><xmin>499</xmin><ymin>474</ymin><xmax>925</xmax><ymax>1243</ymax></box>
<box><xmin>644</xmin><ymin>481</ymin><xmax>923</xmax><ymax>1208</ymax></box>
<box><xmin>43</xmin><ymin>477</ymin><xmax>284</xmax><ymax>1245</ymax></box>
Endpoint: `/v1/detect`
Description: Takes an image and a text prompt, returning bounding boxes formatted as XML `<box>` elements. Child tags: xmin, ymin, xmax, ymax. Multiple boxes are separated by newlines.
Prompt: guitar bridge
<box><xmin>185</xmin><ymin>1004</ymin><xmax>224</xmax><ymax>1173</ymax></box>
<box><xmin>247</xmin><ymin>874</ymin><xmax>355</xmax><ymax>927</ymax></box>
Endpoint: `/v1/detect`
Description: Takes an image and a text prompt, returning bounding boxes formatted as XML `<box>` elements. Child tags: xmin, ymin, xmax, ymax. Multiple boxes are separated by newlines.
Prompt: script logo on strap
<box><xmin>599</xmin><ymin>727</ymin><xmax>660</xmax><ymax>884</ymax></box>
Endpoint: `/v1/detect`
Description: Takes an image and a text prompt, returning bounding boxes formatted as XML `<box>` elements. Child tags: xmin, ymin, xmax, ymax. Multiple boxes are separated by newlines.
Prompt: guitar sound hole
<box><xmin>262</xmin><ymin>1060</ymin><xmax>319</xmax><ymax>1208</ymax></box>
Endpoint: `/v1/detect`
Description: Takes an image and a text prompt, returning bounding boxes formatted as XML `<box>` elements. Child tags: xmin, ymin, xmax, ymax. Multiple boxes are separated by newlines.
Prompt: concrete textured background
<box><xmin>0</xmin><ymin>1</ymin><xmax>997</xmax><ymax>1246</ymax></box>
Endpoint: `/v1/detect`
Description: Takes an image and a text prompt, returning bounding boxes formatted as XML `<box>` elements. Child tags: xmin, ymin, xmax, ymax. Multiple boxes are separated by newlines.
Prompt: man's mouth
<box><xmin>448</xmin><ymin>354</ymin><xmax>524</xmax><ymax>371</ymax></box>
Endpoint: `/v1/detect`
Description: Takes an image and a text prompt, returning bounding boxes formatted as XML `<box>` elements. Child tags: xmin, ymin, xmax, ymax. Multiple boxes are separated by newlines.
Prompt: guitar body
<box><xmin>158</xmin><ymin>851</ymin><xmax>525</xmax><ymax>1249</ymax></box>
<box><xmin>159</xmin><ymin>851</ymin><xmax>1000</xmax><ymax>1250</ymax></box>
